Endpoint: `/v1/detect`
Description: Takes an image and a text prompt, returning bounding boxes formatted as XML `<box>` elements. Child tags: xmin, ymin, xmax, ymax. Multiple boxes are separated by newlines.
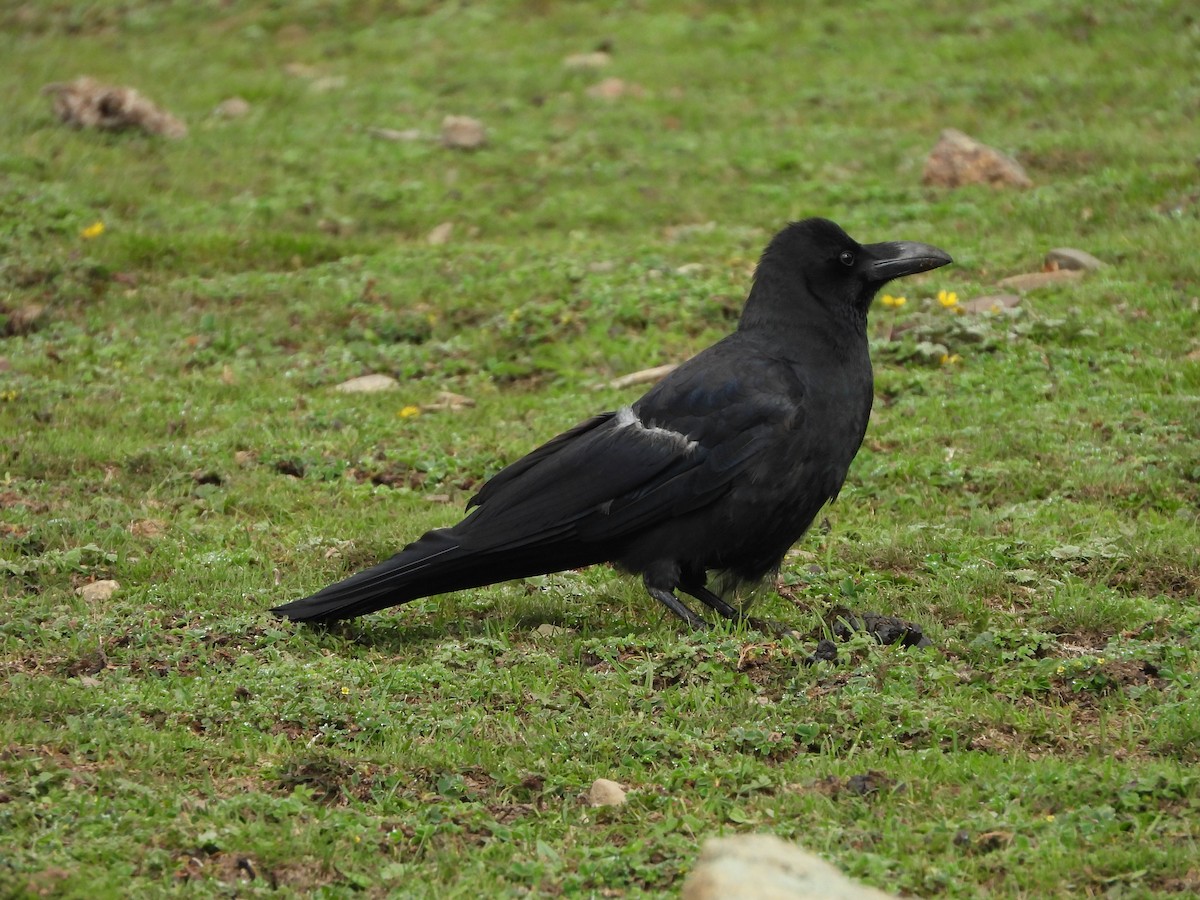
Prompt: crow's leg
<box><xmin>642</xmin><ymin>571</ymin><xmax>709</xmax><ymax>630</ymax></box>
<box><xmin>678</xmin><ymin>576</ymin><xmax>742</xmax><ymax>620</ymax></box>
<box><xmin>680</xmin><ymin>573</ymin><xmax>802</xmax><ymax>638</ymax></box>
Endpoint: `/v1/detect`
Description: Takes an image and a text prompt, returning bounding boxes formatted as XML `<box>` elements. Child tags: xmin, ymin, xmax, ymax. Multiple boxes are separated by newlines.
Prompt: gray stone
<box><xmin>1046</xmin><ymin>247</ymin><xmax>1106</xmax><ymax>271</ymax></box>
<box><xmin>681</xmin><ymin>835</ymin><xmax>900</xmax><ymax>900</ymax></box>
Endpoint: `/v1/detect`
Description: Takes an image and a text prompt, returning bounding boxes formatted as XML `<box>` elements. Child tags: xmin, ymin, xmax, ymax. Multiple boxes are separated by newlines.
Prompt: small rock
<box><xmin>675</xmin><ymin>263</ymin><xmax>704</xmax><ymax>276</ymax></box>
<box><xmin>1046</xmin><ymin>247</ymin><xmax>1106</xmax><ymax>272</ymax></box>
<box><xmin>586</xmin><ymin>778</ymin><xmax>626</xmax><ymax>807</ymax></box>
<box><xmin>441</xmin><ymin>115</ymin><xmax>487</xmax><ymax>150</ymax></box>
<box><xmin>960</xmin><ymin>293</ymin><xmax>1021</xmax><ymax>314</ymax></box>
<box><xmin>586</xmin><ymin>77</ymin><xmax>643</xmax><ymax>100</ymax></box>
<box><xmin>563</xmin><ymin>51</ymin><xmax>611</xmax><ymax>70</ymax></box>
<box><xmin>214</xmin><ymin>97</ymin><xmax>251</xmax><ymax>119</ymax></box>
<box><xmin>534</xmin><ymin>623</ymin><xmax>567</xmax><ymax>637</ymax></box>
<box><xmin>334</xmin><ymin>374</ymin><xmax>398</xmax><ymax>393</ymax></box>
<box><xmin>234</xmin><ymin>450</ymin><xmax>256</xmax><ymax>467</ymax></box>
<box><xmin>922</xmin><ymin>128</ymin><xmax>1031</xmax><ymax>189</ymax></box>
<box><xmin>77</xmin><ymin>580</ymin><xmax>120</xmax><ymax>603</ymax></box>
<box><xmin>681</xmin><ymin>835</ymin><xmax>899</xmax><ymax>900</ymax></box>
<box><xmin>996</xmin><ymin>269</ymin><xmax>1084</xmax><ymax>292</ymax></box>
<box><xmin>421</xmin><ymin>390</ymin><xmax>476</xmax><ymax>412</ymax></box>
<box><xmin>426</xmin><ymin>222</ymin><xmax>454</xmax><ymax>245</ymax></box>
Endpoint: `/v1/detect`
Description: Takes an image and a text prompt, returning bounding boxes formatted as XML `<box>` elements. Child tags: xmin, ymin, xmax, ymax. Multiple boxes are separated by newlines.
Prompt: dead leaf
<box><xmin>42</xmin><ymin>77</ymin><xmax>186</xmax><ymax>138</ymax></box>
<box><xmin>421</xmin><ymin>390</ymin><xmax>475</xmax><ymax>411</ymax></box>
<box><xmin>130</xmin><ymin>519</ymin><xmax>167</xmax><ymax>539</ymax></box>
<box><xmin>996</xmin><ymin>270</ymin><xmax>1084</xmax><ymax>292</ymax></box>
<box><xmin>368</xmin><ymin>126</ymin><xmax>425</xmax><ymax>142</ymax></box>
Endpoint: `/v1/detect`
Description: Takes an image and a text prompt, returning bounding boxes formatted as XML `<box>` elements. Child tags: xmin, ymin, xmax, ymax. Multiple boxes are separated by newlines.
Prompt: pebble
<box><xmin>922</xmin><ymin>128</ymin><xmax>1032</xmax><ymax>189</ymax></box>
<box><xmin>426</xmin><ymin>222</ymin><xmax>454</xmax><ymax>245</ymax></box>
<box><xmin>441</xmin><ymin>115</ymin><xmax>487</xmax><ymax>149</ymax></box>
<box><xmin>586</xmin><ymin>778</ymin><xmax>627</xmax><ymax>807</ymax></box>
<box><xmin>77</xmin><ymin>580</ymin><xmax>120</xmax><ymax>603</ymax></box>
<box><xmin>214</xmin><ymin>97</ymin><xmax>251</xmax><ymax>119</ymax></box>
<box><xmin>1046</xmin><ymin>247</ymin><xmax>1106</xmax><ymax>271</ymax></box>
<box><xmin>334</xmin><ymin>374</ymin><xmax>399</xmax><ymax>393</ymax></box>
<box><xmin>682</xmin><ymin>835</ymin><xmax>899</xmax><ymax>900</ymax></box>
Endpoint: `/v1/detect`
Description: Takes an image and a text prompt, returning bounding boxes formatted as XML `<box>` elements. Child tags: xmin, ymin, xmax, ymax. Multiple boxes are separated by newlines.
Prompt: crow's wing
<box><xmin>456</xmin><ymin>344</ymin><xmax>804</xmax><ymax>552</ymax></box>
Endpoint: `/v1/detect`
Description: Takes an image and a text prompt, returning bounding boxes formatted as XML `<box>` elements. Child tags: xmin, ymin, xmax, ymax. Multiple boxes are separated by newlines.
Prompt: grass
<box><xmin>2</xmin><ymin>1</ymin><xmax>1199</xmax><ymax>897</ymax></box>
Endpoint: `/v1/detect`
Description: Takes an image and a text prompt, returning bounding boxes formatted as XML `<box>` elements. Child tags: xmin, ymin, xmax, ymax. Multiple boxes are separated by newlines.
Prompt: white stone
<box><xmin>77</xmin><ymin>580</ymin><xmax>120</xmax><ymax>603</ymax></box>
<box><xmin>586</xmin><ymin>778</ymin><xmax>627</xmax><ymax>807</ymax></box>
<box><xmin>334</xmin><ymin>374</ymin><xmax>399</xmax><ymax>394</ymax></box>
<box><xmin>682</xmin><ymin>835</ymin><xmax>899</xmax><ymax>900</ymax></box>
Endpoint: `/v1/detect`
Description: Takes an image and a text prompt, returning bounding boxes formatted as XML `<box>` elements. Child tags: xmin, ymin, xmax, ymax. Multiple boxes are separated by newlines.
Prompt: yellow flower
<box><xmin>81</xmin><ymin>221</ymin><xmax>105</xmax><ymax>239</ymax></box>
<box><xmin>341</xmin><ymin>686</ymin><xmax>350</xmax><ymax>695</ymax></box>
<box><xmin>1044</xmin><ymin>814</ymin><xmax>1056</xmax><ymax>822</ymax></box>
<box><xmin>937</xmin><ymin>289</ymin><xmax>959</xmax><ymax>309</ymax></box>
<box><xmin>939</xmin><ymin>353</ymin><xmax>962</xmax><ymax>366</ymax></box>
<box><xmin>880</xmin><ymin>294</ymin><xmax>907</xmax><ymax>309</ymax></box>
<box><xmin>398</xmin><ymin>405</ymin><xmax>421</xmax><ymax>418</ymax></box>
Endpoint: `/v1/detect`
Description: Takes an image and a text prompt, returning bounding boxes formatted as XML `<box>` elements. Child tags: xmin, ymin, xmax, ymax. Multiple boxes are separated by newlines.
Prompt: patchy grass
<box><xmin>2</xmin><ymin>1</ymin><xmax>1199</xmax><ymax>897</ymax></box>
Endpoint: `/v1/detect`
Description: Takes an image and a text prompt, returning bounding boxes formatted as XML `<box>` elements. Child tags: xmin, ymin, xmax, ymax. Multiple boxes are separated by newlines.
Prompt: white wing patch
<box><xmin>614</xmin><ymin>406</ymin><xmax>698</xmax><ymax>452</ymax></box>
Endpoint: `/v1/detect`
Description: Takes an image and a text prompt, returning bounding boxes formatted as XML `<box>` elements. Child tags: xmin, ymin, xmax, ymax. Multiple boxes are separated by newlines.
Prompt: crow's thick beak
<box><xmin>865</xmin><ymin>240</ymin><xmax>953</xmax><ymax>283</ymax></box>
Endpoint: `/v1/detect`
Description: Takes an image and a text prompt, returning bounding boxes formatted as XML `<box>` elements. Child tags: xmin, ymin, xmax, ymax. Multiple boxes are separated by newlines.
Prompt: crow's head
<box><xmin>745</xmin><ymin>218</ymin><xmax>952</xmax><ymax>330</ymax></box>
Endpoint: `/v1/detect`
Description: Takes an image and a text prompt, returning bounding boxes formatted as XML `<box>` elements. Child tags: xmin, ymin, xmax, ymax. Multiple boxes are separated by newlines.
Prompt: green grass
<box><xmin>2</xmin><ymin>1</ymin><xmax>1199</xmax><ymax>897</ymax></box>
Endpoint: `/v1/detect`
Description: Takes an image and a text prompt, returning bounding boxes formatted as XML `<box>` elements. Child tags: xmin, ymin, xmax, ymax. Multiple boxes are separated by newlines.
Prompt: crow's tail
<box><xmin>269</xmin><ymin>527</ymin><xmax>603</xmax><ymax>623</ymax></box>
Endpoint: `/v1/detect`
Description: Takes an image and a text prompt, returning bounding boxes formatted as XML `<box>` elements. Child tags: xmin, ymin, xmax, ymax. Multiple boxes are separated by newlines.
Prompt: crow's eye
<box><xmin>838</xmin><ymin>250</ymin><xmax>856</xmax><ymax>267</ymax></box>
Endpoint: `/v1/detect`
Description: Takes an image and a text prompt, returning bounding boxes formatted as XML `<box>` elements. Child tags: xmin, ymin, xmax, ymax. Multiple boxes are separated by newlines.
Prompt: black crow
<box><xmin>271</xmin><ymin>218</ymin><xmax>951</xmax><ymax>628</ymax></box>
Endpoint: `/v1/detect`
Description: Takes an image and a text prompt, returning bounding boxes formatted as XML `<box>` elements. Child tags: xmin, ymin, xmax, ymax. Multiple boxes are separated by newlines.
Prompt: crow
<box><xmin>271</xmin><ymin>218</ymin><xmax>951</xmax><ymax>629</ymax></box>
